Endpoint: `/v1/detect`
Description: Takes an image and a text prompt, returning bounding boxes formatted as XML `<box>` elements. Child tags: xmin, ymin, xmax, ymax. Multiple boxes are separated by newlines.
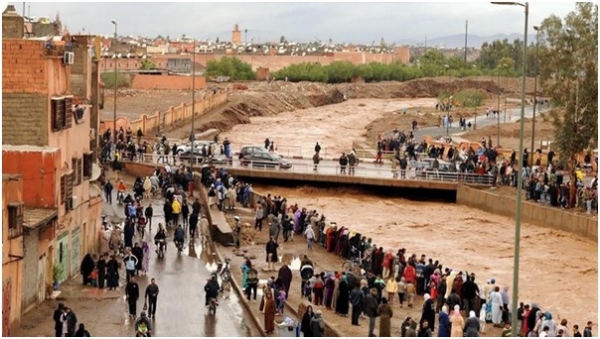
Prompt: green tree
<box><xmin>139</xmin><ymin>58</ymin><xmax>156</xmax><ymax>70</ymax></box>
<box><xmin>538</xmin><ymin>2</ymin><xmax>598</xmax><ymax>205</ymax></box>
<box><xmin>205</xmin><ymin>57</ymin><xmax>256</xmax><ymax>80</ymax></box>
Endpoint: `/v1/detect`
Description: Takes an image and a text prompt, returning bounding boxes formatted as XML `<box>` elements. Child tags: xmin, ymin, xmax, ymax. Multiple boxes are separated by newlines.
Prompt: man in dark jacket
<box><xmin>125</xmin><ymin>276</ymin><xmax>140</xmax><ymax>318</ymax></box>
<box><xmin>145</xmin><ymin>278</ymin><xmax>160</xmax><ymax>317</ymax></box>
<box><xmin>188</xmin><ymin>212</ymin><xmax>199</xmax><ymax>238</ymax></box>
<box><xmin>461</xmin><ymin>274</ymin><xmax>480</xmax><ymax>314</ymax></box>
<box><xmin>350</xmin><ymin>285</ymin><xmax>365</xmax><ymax>326</ymax></box>
<box><xmin>64</xmin><ymin>306</ymin><xmax>78</xmax><ymax>337</ymax></box>
<box><xmin>144</xmin><ymin>205</ymin><xmax>153</xmax><ymax>230</ymax></box>
<box><xmin>53</xmin><ymin>303</ymin><xmax>65</xmax><ymax>337</ymax></box>
<box><xmin>364</xmin><ymin>288</ymin><xmax>379</xmax><ymax>337</ymax></box>
<box><xmin>204</xmin><ymin>275</ymin><xmax>220</xmax><ymax>306</ymax></box>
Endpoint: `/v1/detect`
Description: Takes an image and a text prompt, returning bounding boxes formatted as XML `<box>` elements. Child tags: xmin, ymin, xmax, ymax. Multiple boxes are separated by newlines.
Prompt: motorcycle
<box><xmin>175</xmin><ymin>240</ymin><xmax>183</xmax><ymax>254</ymax></box>
<box><xmin>208</xmin><ymin>297</ymin><xmax>218</xmax><ymax>315</ymax></box>
<box><xmin>156</xmin><ymin>239</ymin><xmax>166</xmax><ymax>259</ymax></box>
<box><xmin>117</xmin><ymin>191</ymin><xmax>125</xmax><ymax>205</ymax></box>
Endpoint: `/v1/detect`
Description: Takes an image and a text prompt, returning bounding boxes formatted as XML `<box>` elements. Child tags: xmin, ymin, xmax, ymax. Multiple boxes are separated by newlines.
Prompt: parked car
<box><xmin>177</xmin><ymin>140</ymin><xmax>217</xmax><ymax>155</ymax></box>
<box><xmin>240</xmin><ymin>151</ymin><xmax>292</xmax><ymax>169</ymax></box>
<box><xmin>239</xmin><ymin>145</ymin><xmax>269</xmax><ymax>158</ymax></box>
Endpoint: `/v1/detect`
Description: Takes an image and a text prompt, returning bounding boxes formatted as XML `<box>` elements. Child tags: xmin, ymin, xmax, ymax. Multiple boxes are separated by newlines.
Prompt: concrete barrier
<box><xmin>456</xmin><ymin>185</ymin><xmax>597</xmax><ymax>242</ymax></box>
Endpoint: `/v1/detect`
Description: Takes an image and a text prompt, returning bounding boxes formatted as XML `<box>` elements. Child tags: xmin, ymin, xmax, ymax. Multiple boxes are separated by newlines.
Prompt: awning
<box><xmin>23</xmin><ymin>207</ymin><xmax>58</xmax><ymax>230</ymax></box>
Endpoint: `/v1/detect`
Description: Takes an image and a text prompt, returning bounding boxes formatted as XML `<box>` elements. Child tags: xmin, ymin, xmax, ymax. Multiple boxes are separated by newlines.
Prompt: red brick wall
<box><xmin>131</xmin><ymin>74</ymin><xmax>207</xmax><ymax>90</ymax></box>
<box><xmin>98</xmin><ymin>48</ymin><xmax>411</xmax><ymax>73</ymax></box>
<box><xmin>2</xmin><ymin>149</ymin><xmax>60</xmax><ymax>208</ymax></box>
<box><xmin>3</xmin><ymin>39</ymin><xmax>49</xmax><ymax>94</ymax></box>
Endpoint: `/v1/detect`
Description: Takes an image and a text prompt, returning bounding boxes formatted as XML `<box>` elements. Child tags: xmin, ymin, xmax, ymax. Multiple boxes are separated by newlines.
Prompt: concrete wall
<box><xmin>2</xmin><ymin>93</ymin><xmax>49</xmax><ymax>146</ymax></box>
<box><xmin>456</xmin><ymin>185</ymin><xmax>597</xmax><ymax>242</ymax></box>
<box><xmin>131</xmin><ymin>74</ymin><xmax>207</xmax><ymax>90</ymax></box>
<box><xmin>99</xmin><ymin>88</ymin><xmax>228</xmax><ymax>136</ymax></box>
<box><xmin>2</xmin><ymin>175</ymin><xmax>24</xmax><ymax>334</ymax></box>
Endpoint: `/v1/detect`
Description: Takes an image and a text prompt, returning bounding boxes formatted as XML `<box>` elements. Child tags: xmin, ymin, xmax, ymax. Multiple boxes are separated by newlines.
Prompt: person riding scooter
<box><xmin>174</xmin><ymin>225</ymin><xmax>185</xmax><ymax>250</ymax></box>
<box><xmin>204</xmin><ymin>274</ymin><xmax>220</xmax><ymax>307</ymax></box>
<box><xmin>154</xmin><ymin>224</ymin><xmax>167</xmax><ymax>255</ymax></box>
<box><xmin>117</xmin><ymin>180</ymin><xmax>127</xmax><ymax>204</ymax></box>
<box><xmin>134</xmin><ymin>311</ymin><xmax>152</xmax><ymax>337</ymax></box>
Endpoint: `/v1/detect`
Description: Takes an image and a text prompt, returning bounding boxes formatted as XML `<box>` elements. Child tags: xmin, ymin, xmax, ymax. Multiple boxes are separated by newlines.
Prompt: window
<box><xmin>60</xmin><ymin>174</ymin><xmax>74</xmax><ymax>208</ymax></box>
<box><xmin>51</xmin><ymin>96</ymin><xmax>73</xmax><ymax>131</ymax></box>
<box><xmin>8</xmin><ymin>202</ymin><xmax>24</xmax><ymax>239</ymax></box>
<box><xmin>83</xmin><ymin>153</ymin><xmax>93</xmax><ymax>179</ymax></box>
<box><xmin>71</xmin><ymin>158</ymin><xmax>82</xmax><ymax>186</ymax></box>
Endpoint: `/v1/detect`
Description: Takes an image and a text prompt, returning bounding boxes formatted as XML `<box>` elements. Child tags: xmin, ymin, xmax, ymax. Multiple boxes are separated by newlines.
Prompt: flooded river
<box><xmin>251</xmin><ymin>184</ymin><xmax>598</xmax><ymax>325</ymax></box>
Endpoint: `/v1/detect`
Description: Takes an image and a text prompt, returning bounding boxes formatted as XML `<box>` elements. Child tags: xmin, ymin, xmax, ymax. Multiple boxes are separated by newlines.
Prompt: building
<box><xmin>231</xmin><ymin>24</ymin><xmax>241</xmax><ymax>45</ymax></box>
<box><xmin>1</xmin><ymin>6</ymin><xmax>103</xmax><ymax>328</ymax></box>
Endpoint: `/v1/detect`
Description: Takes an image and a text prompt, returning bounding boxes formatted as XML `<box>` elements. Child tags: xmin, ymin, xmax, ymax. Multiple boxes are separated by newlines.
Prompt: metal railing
<box><xmin>124</xmin><ymin>153</ymin><xmax>495</xmax><ymax>185</ymax></box>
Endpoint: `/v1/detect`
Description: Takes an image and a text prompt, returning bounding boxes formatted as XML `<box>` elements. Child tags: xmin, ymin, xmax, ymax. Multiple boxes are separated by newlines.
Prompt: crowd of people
<box><xmin>217</xmin><ymin>183</ymin><xmax>596</xmax><ymax>337</ymax></box>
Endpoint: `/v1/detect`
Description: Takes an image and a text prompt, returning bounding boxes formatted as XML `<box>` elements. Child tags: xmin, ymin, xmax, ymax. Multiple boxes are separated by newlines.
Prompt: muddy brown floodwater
<box><xmin>250</xmin><ymin>184</ymin><xmax>598</xmax><ymax>325</ymax></box>
<box><xmin>222</xmin><ymin>98</ymin><xmax>437</xmax><ymax>154</ymax></box>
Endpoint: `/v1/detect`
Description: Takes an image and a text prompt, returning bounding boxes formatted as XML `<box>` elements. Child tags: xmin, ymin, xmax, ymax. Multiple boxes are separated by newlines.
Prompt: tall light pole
<box><xmin>111</xmin><ymin>20</ymin><xmax>118</xmax><ymax>145</ymax></box>
<box><xmin>190</xmin><ymin>39</ymin><xmax>197</xmax><ymax>168</ymax></box>
<box><xmin>496</xmin><ymin>66</ymin><xmax>501</xmax><ymax>148</ymax></box>
<box><xmin>491</xmin><ymin>2</ymin><xmax>528</xmax><ymax>337</ymax></box>
<box><xmin>531</xmin><ymin>25</ymin><xmax>540</xmax><ymax>165</ymax></box>
<box><xmin>445</xmin><ymin>64</ymin><xmax>450</xmax><ymax>136</ymax></box>
<box><xmin>473</xmin><ymin>64</ymin><xmax>478</xmax><ymax>130</ymax></box>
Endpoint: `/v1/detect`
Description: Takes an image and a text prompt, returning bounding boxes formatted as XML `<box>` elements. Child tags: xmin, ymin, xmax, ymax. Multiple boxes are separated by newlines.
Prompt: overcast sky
<box><xmin>9</xmin><ymin>1</ymin><xmax>575</xmax><ymax>44</ymax></box>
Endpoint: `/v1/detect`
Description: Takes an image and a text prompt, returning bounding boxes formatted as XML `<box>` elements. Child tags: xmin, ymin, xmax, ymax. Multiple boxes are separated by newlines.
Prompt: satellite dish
<box><xmin>90</xmin><ymin>163</ymin><xmax>102</xmax><ymax>182</ymax></box>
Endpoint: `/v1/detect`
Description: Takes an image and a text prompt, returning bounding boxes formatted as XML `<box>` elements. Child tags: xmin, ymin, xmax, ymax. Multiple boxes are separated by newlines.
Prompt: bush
<box><xmin>205</xmin><ymin>57</ymin><xmax>256</xmax><ymax>80</ymax></box>
<box><xmin>438</xmin><ymin>89</ymin><xmax>486</xmax><ymax>107</ymax></box>
<box><xmin>101</xmin><ymin>72</ymin><xmax>131</xmax><ymax>89</ymax></box>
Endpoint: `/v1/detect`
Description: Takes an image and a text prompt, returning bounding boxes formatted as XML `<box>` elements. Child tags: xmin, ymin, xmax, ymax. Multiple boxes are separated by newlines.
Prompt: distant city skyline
<box><xmin>10</xmin><ymin>2</ymin><xmax>574</xmax><ymax>45</ymax></box>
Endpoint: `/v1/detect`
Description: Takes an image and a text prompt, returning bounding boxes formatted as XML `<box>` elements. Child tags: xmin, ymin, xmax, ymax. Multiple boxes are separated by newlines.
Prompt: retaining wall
<box><xmin>456</xmin><ymin>185</ymin><xmax>597</xmax><ymax>242</ymax></box>
<box><xmin>99</xmin><ymin>89</ymin><xmax>227</xmax><ymax>136</ymax></box>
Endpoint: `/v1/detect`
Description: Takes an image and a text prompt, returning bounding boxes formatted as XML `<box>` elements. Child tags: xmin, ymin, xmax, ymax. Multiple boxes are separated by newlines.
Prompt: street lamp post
<box><xmin>111</xmin><ymin>20</ymin><xmax>118</xmax><ymax>145</ymax></box>
<box><xmin>445</xmin><ymin>64</ymin><xmax>450</xmax><ymax>136</ymax></box>
<box><xmin>491</xmin><ymin>2</ymin><xmax>529</xmax><ymax>337</ymax></box>
<box><xmin>497</xmin><ymin>67</ymin><xmax>501</xmax><ymax>147</ymax></box>
<box><xmin>473</xmin><ymin>64</ymin><xmax>478</xmax><ymax>130</ymax></box>
<box><xmin>190</xmin><ymin>40</ymin><xmax>197</xmax><ymax>168</ymax></box>
<box><xmin>531</xmin><ymin>25</ymin><xmax>540</xmax><ymax>165</ymax></box>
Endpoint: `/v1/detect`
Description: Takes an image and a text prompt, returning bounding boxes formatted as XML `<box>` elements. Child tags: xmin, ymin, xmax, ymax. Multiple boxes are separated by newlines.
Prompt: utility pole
<box><xmin>531</xmin><ymin>26</ymin><xmax>540</xmax><ymax>165</ymax></box>
<box><xmin>424</xmin><ymin>35</ymin><xmax>427</xmax><ymax>53</ymax></box>
<box><xmin>190</xmin><ymin>39</ymin><xmax>197</xmax><ymax>168</ymax></box>
<box><xmin>464</xmin><ymin>20</ymin><xmax>468</xmax><ymax>63</ymax></box>
<box><xmin>111</xmin><ymin>20</ymin><xmax>118</xmax><ymax>145</ymax></box>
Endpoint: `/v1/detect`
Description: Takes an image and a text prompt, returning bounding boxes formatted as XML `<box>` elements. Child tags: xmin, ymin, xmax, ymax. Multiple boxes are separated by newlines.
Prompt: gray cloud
<box><xmin>11</xmin><ymin>2</ymin><xmax>575</xmax><ymax>44</ymax></box>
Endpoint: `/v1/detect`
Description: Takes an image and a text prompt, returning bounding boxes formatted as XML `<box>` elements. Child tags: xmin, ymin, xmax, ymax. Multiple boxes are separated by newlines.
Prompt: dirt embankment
<box><xmin>157</xmin><ymin>77</ymin><xmax>537</xmax><ymax>139</ymax></box>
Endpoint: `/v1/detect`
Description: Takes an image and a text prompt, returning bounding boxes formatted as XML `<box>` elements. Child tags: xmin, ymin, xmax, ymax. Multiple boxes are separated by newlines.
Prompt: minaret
<box><xmin>231</xmin><ymin>24</ymin><xmax>241</xmax><ymax>44</ymax></box>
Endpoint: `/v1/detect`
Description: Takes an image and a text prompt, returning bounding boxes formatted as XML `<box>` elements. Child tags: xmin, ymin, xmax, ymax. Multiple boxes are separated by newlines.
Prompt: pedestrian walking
<box><xmin>123</xmin><ymin>250</ymin><xmax>138</xmax><ymax>281</ymax></box>
<box><xmin>145</xmin><ymin>278</ymin><xmax>159</xmax><ymax>318</ymax></box>
<box><xmin>97</xmin><ymin>254</ymin><xmax>106</xmax><ymax>289</ymax></box>
<box><xmin>104</xmin><ymin>180</ymin><xmax>113</xmax><ymax>204</ymax></box>
<box><xmin>313</xmin><ymin>152</ymin><xmax>320</xmax><ymax>171</ymax></box>
<box><xmin>189</xmin><ymin>212</ymin><xmax>199</xmax><ymax>238</ymax></box>
<box><xmin>141</xmin><ymin>242</ymin><xmax>150</xmax><ymax>275</ymax></box>
<box><xmin>131</xmin><ymin>243</ymin><xmax>143</xmax><ymax>275</ymax></box>
<box><xmin>125</xmin><ymin>276</ymin><xmax>140</xmax><ymax>318</ymax></box>
<box><xmin>74</xmin><ymin>323</ymin><xmax>91</xmax><ymax>337</ymax></box>
<box><xmin>304</xmin><ymin>224</ymin><xmax>315</xmax><ymax>250</ymax></box>
<box><xmin>64</xmin><ymin>306</ymin><xmax>78</xmax><ymax>337</ymax></box>
<box><xmin>144</xmin><ymin>205</ymin><xmax>153</xmax><ymax>231</ymax></box>
<box><xmin>53</xmin><ymin>303</ymin><xmax>65</xmax><ymax>337</ymax></box>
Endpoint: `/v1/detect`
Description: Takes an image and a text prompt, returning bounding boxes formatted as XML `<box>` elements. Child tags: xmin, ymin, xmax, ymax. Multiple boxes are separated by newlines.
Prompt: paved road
<box><xmin>15</xmin><ymin>191</ymin><xmax>257</xmax><ymax>337</ymax></box>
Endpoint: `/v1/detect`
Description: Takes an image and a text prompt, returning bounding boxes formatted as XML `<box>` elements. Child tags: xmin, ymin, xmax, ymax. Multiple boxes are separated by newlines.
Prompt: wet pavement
<box><xmin>14</xmin><ymin>189</ymin><xmax>257</xmax><ymax>337</ymax></box>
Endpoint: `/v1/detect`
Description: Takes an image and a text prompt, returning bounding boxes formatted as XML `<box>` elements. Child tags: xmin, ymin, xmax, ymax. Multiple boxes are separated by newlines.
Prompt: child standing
<box><xmin>221</xmin><ymin>280</ymin><xmax>232</xmax><ymax>300</ymax></box>
<box><xmin>397</xmin><ymin>277</ymin><xmax>407</xmax><ymax>308</ymax></box>
<box><xmin>277</xmin><ymin>287</ymin><xmax>286</xmax><ymax>315</ymax></box>
<box><xmin>88</xmin><ymin>267</ymin><xmax>99</xmax><ymax>288</ymax></box>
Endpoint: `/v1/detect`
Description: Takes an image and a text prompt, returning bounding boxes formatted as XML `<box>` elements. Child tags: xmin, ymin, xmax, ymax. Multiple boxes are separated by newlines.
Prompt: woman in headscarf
<box><xmin>240</xmin><ymin>259</ymin><xmax>251</xmax><ymax>291</ymax></box>
<box><xmin>141</xmin><ymin>242</ymin><xmax>150</xmax><ymax>276</ymax></box>
<box><xmin>334</xmin><ymin>274</ymin><xmax>349</xmax><ymax>316</ymax></box>
<box><xmin>464</xmin><ymin>310</ymin><xmax>481</xmax><ymax>337</ymax></box>
<box><xmin>106</xmin><ymin>255</ymin><xmax>119</xmax><ymax>290</ymax></box>
<box><xmin>450</xmin><ymin>305</ymin><xmax>465</xmax><ymax>337</ymax></box>
<box><xmin>438</xmin><ymin>305</ymin><xmax>451</xmax><ymax>337</ymax></box>
<box><xmin>378</xmin><ymin>297</ymin><xmax>394</xmax><ymax>337</ymax></box>
<box><xmin>80</xmin><ymin>254</ymin><xmax>95</xmax><ymax>285</ymax></box>
<box><xmin>264</xmin><ymin>291</ymin><xmax>276</xmax><ymax>334</ymax></box>
<box><xmin>301</xmin><ymin>305</ymin><xmax>315</xmax><ymax>337</ymax></box>
<box><xmin>324</xmin><ymin>273</ymin><xmax>335</xmax><ymax>309</ymax></box>
<box><xmin>541</xmin><ymin>312</ymin><xmax>556</xmax><ymax>337</ymax></box>
<box><xmin>420</xmin><ymin>293</ymin><xmax>436</xmax><ymax>332</ymax></box>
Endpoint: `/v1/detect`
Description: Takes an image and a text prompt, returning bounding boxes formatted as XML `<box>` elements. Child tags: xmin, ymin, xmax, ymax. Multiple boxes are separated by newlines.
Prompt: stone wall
<box><xmin>456</xmin><ymin>185</ymin><xmax>597</xmax><ymax>242</ymax></box>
